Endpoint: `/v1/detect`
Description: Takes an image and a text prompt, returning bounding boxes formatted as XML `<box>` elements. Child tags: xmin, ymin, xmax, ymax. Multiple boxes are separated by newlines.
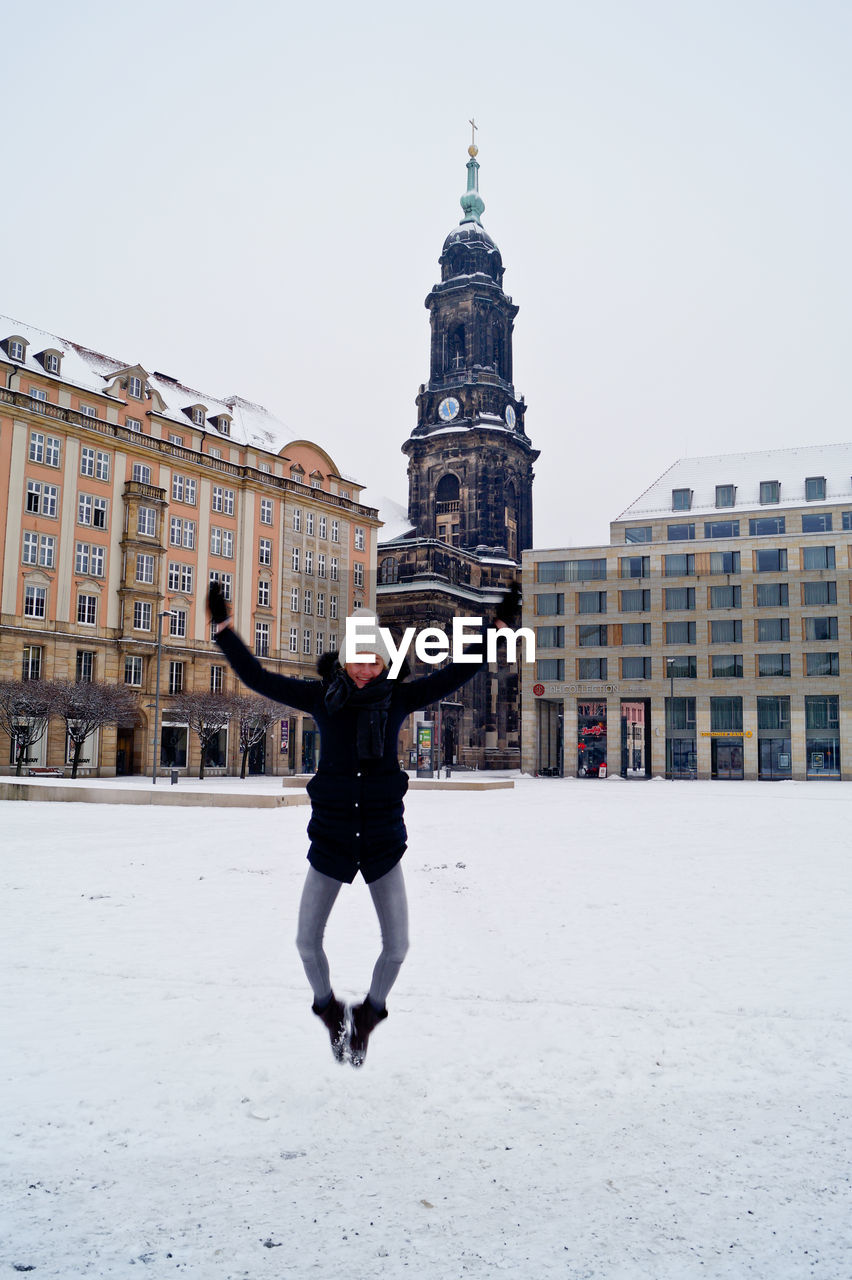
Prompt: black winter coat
<box><xmin>215</xmin><ymin>626</ymin><xmax>486</xmax><ymax>884</ymax></box>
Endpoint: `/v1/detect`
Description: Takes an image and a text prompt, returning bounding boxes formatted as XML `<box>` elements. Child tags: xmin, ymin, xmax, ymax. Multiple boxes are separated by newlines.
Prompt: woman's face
<box><xmin>345</xmin><ymin>655</ymin><xmax>385</xmax><ymax>688</ymax></box>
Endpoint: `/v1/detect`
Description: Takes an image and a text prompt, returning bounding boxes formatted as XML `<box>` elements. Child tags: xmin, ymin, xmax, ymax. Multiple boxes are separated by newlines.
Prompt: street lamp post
<box><xmin>152</xmin><ymin>609</ymin><xmax>175</xmax><ymax>785</ymax></box>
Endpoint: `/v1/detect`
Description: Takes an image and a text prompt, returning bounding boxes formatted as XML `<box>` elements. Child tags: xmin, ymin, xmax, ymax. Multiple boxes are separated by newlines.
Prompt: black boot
<box><xmin>312</xmin><ymin>993</ymin><xmax>347</xmax><ymax>1063</ymax></box>
<box><xmin>348</xmin><ymin>998</ymin><xmax>388</xmax><ymax>1068</ymax></box>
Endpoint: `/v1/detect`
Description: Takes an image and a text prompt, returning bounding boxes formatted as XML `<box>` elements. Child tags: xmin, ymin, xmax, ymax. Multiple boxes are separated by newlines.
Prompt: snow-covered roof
<box><xmin>359</xmin><ymin>489</ymin><xmax>415</xmax><ymax>542</ymax></box>
<box><xmin>618</xmin><ymin>442</ymin><xmax>852</xmax><ymax>521</ymax></box>
<box><xmin>0</xmin><ymin>313</ymin><xmax>300</xmax><ymax>455</ymax></box>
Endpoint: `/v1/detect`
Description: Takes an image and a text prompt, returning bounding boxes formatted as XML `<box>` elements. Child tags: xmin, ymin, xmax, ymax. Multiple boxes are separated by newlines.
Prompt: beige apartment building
<box><xmin>522</xmin><ymin>443</ymin><xmax>852</xmax><ymax>781</ymax></box>
<box><xmin>0</xmin><ymin>316</ymin><xmax>380</xmax><ymax>776</ymax></box>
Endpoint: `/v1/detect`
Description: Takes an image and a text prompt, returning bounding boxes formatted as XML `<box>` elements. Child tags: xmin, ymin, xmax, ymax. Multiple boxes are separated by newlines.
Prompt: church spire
<box><xmin>460</xmin><ymin>120</ymin><xmax>485</xmax><ymax>225</ymax></box>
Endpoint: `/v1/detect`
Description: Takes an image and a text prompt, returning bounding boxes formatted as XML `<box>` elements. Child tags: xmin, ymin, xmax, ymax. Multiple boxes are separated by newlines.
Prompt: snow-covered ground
<box><xmin>2</xmin><ymin>779</ymin><xmax>850</xmax><ymax>1279</ymax></box>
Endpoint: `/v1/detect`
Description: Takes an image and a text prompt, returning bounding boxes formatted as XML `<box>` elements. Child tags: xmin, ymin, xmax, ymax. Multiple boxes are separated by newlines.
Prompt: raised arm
<box><xmin>215</xmin><ymin>626</ymin><xmax>321</xmax><ymax>714</ymax></box>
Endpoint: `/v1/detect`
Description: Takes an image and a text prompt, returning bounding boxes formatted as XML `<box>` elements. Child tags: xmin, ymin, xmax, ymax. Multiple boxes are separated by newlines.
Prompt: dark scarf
<box><xmin>324</xmin><ymin>665</ymin><xmax>394</xmax><ymax>760</ymax></box>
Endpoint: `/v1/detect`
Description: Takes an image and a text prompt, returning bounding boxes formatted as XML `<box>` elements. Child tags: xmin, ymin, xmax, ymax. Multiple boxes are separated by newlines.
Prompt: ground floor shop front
<box><xmin>524</xmin><ymin>682</ymin><xmax>847</xmax><ymax>781</ymax></box>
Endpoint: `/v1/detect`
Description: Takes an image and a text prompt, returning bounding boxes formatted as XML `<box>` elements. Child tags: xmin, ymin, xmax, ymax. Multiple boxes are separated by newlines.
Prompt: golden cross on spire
<box><xmin>468</xmin><ymin>116</ymin><xmax>479</xmax><ymax>157</ymax></box>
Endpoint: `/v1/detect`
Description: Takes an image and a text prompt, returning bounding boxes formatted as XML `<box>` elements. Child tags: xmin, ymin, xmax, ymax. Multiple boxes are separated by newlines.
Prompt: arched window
<box><xmin>380</xmin><ymin>557</ymin><xmax>398</xmax><ymax>585</ymax></box>
<box><xmin>436</xmin><ymin>474</ymin><xmax>460</xmax><ymax>508</ymax></box>
<box><xmin>448</xmin><ymin>325</ymin><xmax>465</xmax><ymax>372</ymax></box>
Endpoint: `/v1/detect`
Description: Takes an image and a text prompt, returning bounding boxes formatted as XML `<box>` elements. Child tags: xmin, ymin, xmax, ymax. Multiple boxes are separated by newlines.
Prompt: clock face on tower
<box><xmin>438</xmin><ymin>396</ymin><xmax>460</xmax><ymax>423</ymax></box>
<box><xmin>505</xmin><ymin>404</ymin><xmax>516</xmax><ymax>429</ymax></box>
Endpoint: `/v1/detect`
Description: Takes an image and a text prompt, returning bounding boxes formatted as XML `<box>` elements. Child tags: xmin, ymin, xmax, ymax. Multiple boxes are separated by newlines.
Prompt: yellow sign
<box><xmin>700</xmin><ymin>730</ymin><xmax>753</xmax><ymax>738</ymax></box>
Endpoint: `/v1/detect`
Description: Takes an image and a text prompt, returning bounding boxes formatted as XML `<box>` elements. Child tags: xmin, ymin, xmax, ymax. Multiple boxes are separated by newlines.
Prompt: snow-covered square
<box><xmin>2</xmin><ymin>778</ymin><xmax>850</xmax><ymax>1279</ymax></box>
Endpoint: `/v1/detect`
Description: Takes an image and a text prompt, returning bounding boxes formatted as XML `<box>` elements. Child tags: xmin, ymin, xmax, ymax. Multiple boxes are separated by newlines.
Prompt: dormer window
<box><xmin>715</xmin><ymin>484</ymin><xmax>736</xmax><ymax>508</ymax></box>
<box><xmin>805</xmin><ymin>476</ymin><xmax>826</xmax><ymax>501</ymax></box>
<box><xmin>216</xmin><ymin>415</ymin><xmax>231</xmax><ymax>436</ymax></box>
<box><xmin>671</xmin><ymin>488</ymin><xmax>692</xmax><ymax>511</ymax></box>
<box><xmin>290</xmin><ymin>468</ymin><xmax>304</xmax><ymax>484</ymax></box>
<box><xmin>127</xmin><ymin>375</ymin><xmax>143</xmax><ymax>399</ymax></box>
<box><xmin>39</xmin><ymin>349</ymin><xmax>62</xmax><ymax>375</ymax></box>
<box><xmin>5</xmin><ymin>336</ymin><xmax>28</xmax><ymax>362</ymax></box>
<box><xmin>760</xmin><ymin>480</ymin><xmax>780</xmax><ymax>504</ymax></box>
<box><xmin>192</xmin><ymin>407</ymin><xmax>206</xmax><ymax>427</ymax></box>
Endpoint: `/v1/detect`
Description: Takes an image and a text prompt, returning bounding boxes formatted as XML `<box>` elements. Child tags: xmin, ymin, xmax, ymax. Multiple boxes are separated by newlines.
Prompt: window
<box><xmin>81</xmin><ymin>446</ymin><xmax>96</xmax><ymax>476</ymax></box>
<box><xmin>802</xmin><ymin>581</ymin><xmax>835</xmax><ymax>606</ymax></box>
<box><xmin>755</xmin><ymin>548</ymin><xmax>787</xmax><ymax>572</ymax></box>
<box><xmin>354</xmin><ymin>526</ymin><xmax>365</xmax><ymax>551</ymax></box>
<box><xmin>22</xmin><ymin>532</ymin><xmax>39</xmax><ymax>566</ymax></box>
<box><xmin>353</xmin><ymin>562</ymin><xmax>364</xmax><ymax>588</ymax></box>
<box><xmin>715</xmin><ymin>485</ymin><xmax>736</xmax><ymax>508</ymax></box>
<box><xmin>292</xmin><ymin>546</ymin><xmax>301</xmax><ymax>572</ymax></box>
<box><xmin>29</xmin><ymin>431</ymin><xmax>56</xmax><ymax>463</ymax></box>
<box><xmin>664</xmin><ymin>554</ymin><xmax>694</xmax><ymax>577</ymax></box>
<box><xmin>292</xmin><ymin>508</ymin><xmax>302</xmax><ymax>532</ymax></box>
<box><xmin>172</xmin><ymin>475</ymin><xmax>196</xmax><ymax>504</ymax></box>
<box><xmin>136</xmin><ymin>554</ymin><xmax>155</xmax><ymax>584</ymax></box>
<box><xmin>257</xmin><ymin>580</ymin><xmax>270</xmax><ymax>608</ymax></box>
<box><xmin>258</xmin><ymin>538</ymin><xmax>272</xmax><ymax>566</ymax></box>
<box><xmin>576</xmin><ymin>658</ymin><xmax>605</xmax><ymax>680</ymax></box>
<box><xmin>302</xmin><ymin>628</ymin><xmax>312</xmax><ymax>655</ymax></box>
<box><xmin>133</xmin><ymin>601</ymin><xmax>152</xmax><ymax>631</ymax></box>
<box><xmin>757</xmin><ymin>618</ymin><xmax>789</xmax><ymax>642</ymax></box>
<box><xmin>306</xmin><ymin>512</ymin><xmax>315</xmax><ymax>536</ymax></box>
<box><xmin>289</xmin><ymin>627</ymin><xmax>298</xmax><ymax>653</ymax></box>
<box><xmin>672</xmin><ymin>488</ymin><xmax>692</xmax><ymax>511</ymax></box>
<box><xmin>211</xmin><ymin>486</ymin><xmax>235</xmax><ymax>515</ymax></box>
<box><xmin>710</xmin><ymin>619</ymin><xmax>742</xmax><ymax>643</ymax></box>
<box><xmin>78</xmin><ymin>495</ymin><xmax>107</xmax><ymax>528</ymax></box>
<box><xmin>843</xmin><ymin>512</ymin><xmax>852</xmax><ymax>531</ymax></box>
<box><xmin>802</xmin><ymin>546</ymin><xmax>835</xmax><ymax>571</ymax></box>
<box><xmin>755</xmin><ymin>582</ymin><xmax>788</xmax><ymax>607</ymax></box>
<box><xmin>75</xmin><ymin>543</ymin><xmax>105</xmax><ymax>577</ymax></box>
<box><xmin>535</xmin><ymin>593</ymin><xmax>564</xmax><ymax>616</ymax></box>
<box><xmin>331</xmin><ymin>520</ymin><xmax>340</xmax><ymax>542</ymax></box>
<box><xmin>620</xmin><ymin>556</ymin><xmax>650</xmax><ymax>578</ymax></box>
<box><xmin>29</xmin><ymin>389</ymin><xmax>48</xmax><ymax>414</ymax></box>
<box><xmin>137</xmin><ymin>507</ymin><xmax>157</xmax><ymax>537</ymax></box>
<box><xmin>760</xmin><ymin>480</ymin><xmax>780</xmax><ymax>504</ymax></box>
<box><xmin>127</xmin><ymin>376</ymin><xmax>143</xmax><ymax>399</ymax></box>
<box><xmin>125</xmin><ymin>656</ymin><xmax>143</xmax><ymax>686</ymax></box>
<box><xmin>536</xmin><ymin>626</ymin><xmax>565</xmax><ymax>648</ymax></box>
<box><xmin>667</xmin><ymin>523</ymin><xmax>695</xmax><ymax>541</ymax></box>
<box><xmin>666</xmin><ymin>697</ymin><xmax>696</xmax><ymax>731</ymax></box>
<box><xmin>666</xmin><ymin>655</ymin><xmax>696</xmax><ymax>678</ymax></box>
<box><xmin>709</xmin><ymin>551</ymin><xmax>740</xmax><ymax>574</ymax></box>
<box><xmin>665</xmin><ymin>621</ymin><xmax>695</xmax><ymax>644</ymax></box>
<box><xmin>710</xmin><ymin>697</ymin><xmax>743</xmax><ymax>732</ymax></box>
<box><xmin>291</xmin><ymin>470</ymin><xmax>304</xmax><ymax>485</ymax></box>
<box><xmin>210</xmin><ymin>665</ymin><xmax>223</xmax><ymax>693</ymax></box>
<box><xmin>24</xmin><ymin>585</ymin><xmax>47</xmax><ymax>618</ymax></box>
<box><xmin>169</xmin><ymin>609</ymin><xmax>187</xmax><ymax>638</ymax></box>
<box><xmin>330</xmin><ymin>557</ymin><xmax>339</xmax><ymax>581</ymax></box>
<box><xmin>210</xmin><ymin>528</ymin><xmax>233</xmax><ymax>557</ymax></box>
<box><xmin>540</xmin><ymin>559</ymin><xmax>607</xmax><ymax>582</ymax></box>
<box><xmin>260</xmin><ymin>498</ymin><xmax>273</xmax><ymax>525</ymax></box>
<box><xmin>126</xmin><ymin>417</ymin><xmax>143</xmax><ymax>433</ymax></box>
<box><xmin>208</xmin><ymin>571</ymin><xmax>232</xmax><ymax>601</ymax></box>
<box><xmin>208</xmin><ymin>447</ymin><xmax>221</xmax><ymax>459</ymax></box>
<box><xmin>806</xmin><ymin>652</ymin><xmax>839</xmax><ymax>677</ymax></box>
<box><xmin>9</xmin><ymin>339</ymin><xmax>25</xmax><ymax>360</ymax></box>
<box><xmin>704</xmin><ymin>520</ymin><xmax>739</xmax><ymax>539</ymax></box>
<box><xmin>621</xmin><ymin>656</ymin><xmax>651</xmax><ymax>679</ymax></box>
<box><xmin>757</xmin><ymin>654</ymin><xmax>790</xmax><ymax>678</ymax></box>
<box><xmin>329</xmin><ymin>596</ymin><xmax>338</xmax><ymax>620</ymax></box>
<box><xmin>749</xmin><ymin>517</ymin><xmax>785</xmax><ymax>537</ymax></box>
<box><xmin>758</xmin><ymin>696</ymin><xmax>790</xmax><ymax>730</ymax></box>
<box><xmin>806</xmin><ymin>695</ymin><xmax>839</xmax><ymax>730</ymax></box>
<box><xmin>167</xmin><ymin>562</ymin><xmax>193</xmax><ymax>594</ymax></box>
<box><xmin>22</xmin><ymin>646</ymin><xmax>42</xmax><ymax>680</ymax></box>
<box><xmin>664</xmin><ymin>588</ymin><xmax>695</xmax><ymax>610</ymax></box>
<box><xmin>192</xmin><ymin>407</ymin><xmax>206</xmax><ymax>426</ymax></box>
<box><xmin>316</xmin><ymin>593</ymin><xmax>325</xmax><ymax>618</ymax></box>
<box><xmin>578</xmin><ymin>591</ymin><xmax>606</xmax><ymax>614</ymax></box>
<box><xmin>709</xmin><ymin>585</ymin><xmax>742</xmax><ymax>608</ymax></box>
<box><xmin>621</xmin><ymin>623</ymin><xmax>651</xmax><ymax>645</ymax></box>
<box><xmin>578</xmin><ymin>625</ymin><xmax>607</xmax><ymax>647</ymax></box>
<box><xmin>303</xmin><ymin>590</ymin><xmax>313</xmax><ymax>614</ymax></box>
<box><xmin>805</xmin><ymin>476</ymin><xmax>826</xmax><ymax>501</ymax></box>
<box><xmin>619</xmin><ymin>589</ymin><xmax>650</xmax><ymax>612</ymax></box>
<box><xmin>802</xmin><ymin>513</ymin><xmax>832</xmax><ymax>534</ymax></box>
<box><xmin>132</xmin><ymin>462</ymin><xmax>151</xmax><ymax>483</ymax></box>
<box><xmin>255</xmin><ymin>622</ymin><xmax>270</xmax><ymax>657</ymax></box>
<box><xmin>77</xmin><ymin>594</ymin><xmax>98</xmax><ymax>626</ymax></box>
<box><xmin>318</xmin><ymin>553</ymin><xmax>326</xmax><ymax>578</ymax></box>
<box><xmin>804</xmin><ymin>616</ymin><xmax>838</xmax><ymax>641</ymax></box>
<box><xmin>319</xmin><ymin>516</ymin><xmax>327</xmax><ymax>539</ymax></box>
<box><xmin>168</xmin><ymin>661</ymin><xmax>184</xmax><ymax>694</ymax></box>
<box><xmin>76</xmin><ymin>651</ymin><xmax>94</xmax><ymax>682</ymax></box>
<box><xmin>290</xmin><ymin>586</ymin><xmax>299</xmax><ymax>611</ymax></box>
<box><xmin>710</xmin><ymin>654</ymin><xmax>742</xmax><ymax>677</ymax></box>
<box><xmin>624</xmin><ymin>526</ymin><xmax>652</xmax><ymax>544</ymax></box>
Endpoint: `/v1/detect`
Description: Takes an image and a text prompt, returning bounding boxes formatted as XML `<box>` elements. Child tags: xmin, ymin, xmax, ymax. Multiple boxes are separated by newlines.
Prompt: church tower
<box><xmin>403</xmin><ymin>140</ymin><xmax>538</xmax><ymax>559</ymax></box>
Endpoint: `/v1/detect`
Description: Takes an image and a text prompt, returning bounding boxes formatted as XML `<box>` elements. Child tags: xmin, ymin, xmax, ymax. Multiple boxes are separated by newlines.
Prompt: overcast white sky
<box><xmin>4</xmin><ymin>0</ymin><xmax>851</xmax><ymax>548</ymax></box>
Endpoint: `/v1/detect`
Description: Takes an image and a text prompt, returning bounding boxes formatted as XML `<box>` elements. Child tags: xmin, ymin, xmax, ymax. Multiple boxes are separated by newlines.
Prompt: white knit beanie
<box><xmin>337</xmin><ymin>611</ymin><xmax>393</xmax><ymax>669</ymax></box>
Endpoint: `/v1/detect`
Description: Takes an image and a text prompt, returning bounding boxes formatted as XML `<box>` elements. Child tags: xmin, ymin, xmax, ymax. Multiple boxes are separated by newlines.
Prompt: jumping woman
<box><xmin>208</xmin><ymin>582</ymin><xmax>520</xmax><ymax>1067</ymax></box>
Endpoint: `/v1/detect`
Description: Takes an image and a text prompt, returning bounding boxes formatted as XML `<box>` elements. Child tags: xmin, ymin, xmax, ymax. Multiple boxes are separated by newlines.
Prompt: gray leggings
<box><xmin>295</xmin><ymin>863</ymin><xmax>410</xmax><ymax>1008</ymax></box>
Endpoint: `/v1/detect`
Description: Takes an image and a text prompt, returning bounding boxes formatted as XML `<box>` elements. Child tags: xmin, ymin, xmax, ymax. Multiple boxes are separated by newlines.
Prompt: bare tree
<box><xmin>0</xmin><ymin>681</ymin><xmax>58</xmax><ymax>776</ymax></box>
<box><xmin>52</xmin><ymin>682</ymin><xmax>139</xmax><ymax>779</ymax></box>
<box><xmin>168</xmin><ymin>690</ymin><xmax>233</xmax><ymax>779</ymax></box>
<box><xmin>232</xmin><ymin>694</ymin><xmax>280</xmax><ymax>778</ymax></box>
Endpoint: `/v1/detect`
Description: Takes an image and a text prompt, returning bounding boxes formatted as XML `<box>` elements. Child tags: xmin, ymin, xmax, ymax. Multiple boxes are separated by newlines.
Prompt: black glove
<box><xmin>208</xmin><ymin>581</ymin><xmax>230</xmax><ymax>626</ymax></box>
<box><xmin>494</xmin><ymin>580</ymin><xmax>522</xmax><ymax>626</ymax></box>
